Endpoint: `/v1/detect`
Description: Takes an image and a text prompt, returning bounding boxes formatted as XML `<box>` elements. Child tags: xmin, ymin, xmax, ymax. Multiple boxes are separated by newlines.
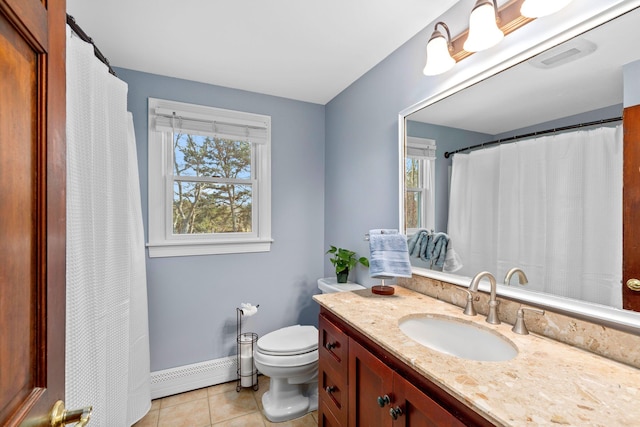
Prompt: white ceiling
<box><xmin>66</xmin><ymin>0</ymin><xmax>459</xmax><ymax>105</ymax></box>
<box><xmin>408</xmin><ymin>7</ymin><xmax>640</xmax><ymax>135</ymax></box>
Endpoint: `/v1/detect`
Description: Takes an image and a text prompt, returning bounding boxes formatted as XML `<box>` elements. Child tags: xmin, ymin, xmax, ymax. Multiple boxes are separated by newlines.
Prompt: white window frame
<box><xmin>147</xmin><ymin>98</ymin><xmax>272</xmax><ymax>257</ymax></box>
<box><xmin>405</xmin><ymin>137</ymin><xmax>436</xmax><ymax>235</ymax></box>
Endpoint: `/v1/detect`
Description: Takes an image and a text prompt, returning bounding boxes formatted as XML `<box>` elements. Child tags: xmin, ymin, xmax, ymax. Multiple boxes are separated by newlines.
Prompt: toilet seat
<box><xmin>257</xmin><ymin>325</ymin><xmax>318</xmax><ymax>356</ymax></box>
<box><xmin>254</xmin><ymin>348</ymin><xmax>318</xmax><ymax>368</ymax></box>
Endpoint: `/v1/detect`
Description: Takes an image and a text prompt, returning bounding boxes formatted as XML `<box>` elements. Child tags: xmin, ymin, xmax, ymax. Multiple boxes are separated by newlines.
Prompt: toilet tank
<box><xmin>317</xmin><ymin>277</ymin><xmax>365</xmax><ymax>293</ymax></box>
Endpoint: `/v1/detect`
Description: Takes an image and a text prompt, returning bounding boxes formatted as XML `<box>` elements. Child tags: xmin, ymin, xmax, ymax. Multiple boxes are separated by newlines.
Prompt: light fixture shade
<box><xmin>423</xmin><ymin>32</ymin><xmax>455</xmax><ymax>76</ymax></box>
<box><xmin>520</xmin><ymin>0</ymin><xmax>572</xmax><ymax>18</ymax></box>
<box><xmin>463</xmin><ymin>0</ymin><xmax>504</xmax><ymax>52</ymax></box>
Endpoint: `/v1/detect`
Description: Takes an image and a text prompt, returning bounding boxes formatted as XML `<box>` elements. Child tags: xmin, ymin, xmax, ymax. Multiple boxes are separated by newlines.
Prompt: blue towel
<box><xmin>407</xmin><ymin>230</ymin><xmax>449</xmax><ymax>267</ymax></box>
<box><xmin>408</xmin><ymin>230</ymin><xmax>431</xmax><ymax>261</ymax></box>
<box><xmin>407</xmin><ymin>231</ymin><xmax>421</xmax><ymax>256</ymax></box>
<box><xmin>368</xmin><ymin>231</ymin><xmax>412</xmax><ymax>279</ymax></box>
<box><xmin>431</xmin><ymin>232</ymin><xmax>449</xmax><ymax>267</ymax></box>
<box><xmin>369</xmin><ymin>228</ymin><xmax>399</xmax><ymax>235</ymax></box>
<box><xmin>408</xmin><ymin>230</ymin><xmax>429</xmax><ymax>261</ymax></box>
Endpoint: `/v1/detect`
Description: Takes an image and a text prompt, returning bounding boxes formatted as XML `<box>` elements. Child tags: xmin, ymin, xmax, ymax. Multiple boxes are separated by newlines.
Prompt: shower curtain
<box><xmin>66</xmin><ymin>26</ymin><xmax>151</xmax><ymax>425</ymax></box>
<box><xmin>448</xmin><ymin>126</ymin><xmax>622</xmax><ymax>307</ymax></box>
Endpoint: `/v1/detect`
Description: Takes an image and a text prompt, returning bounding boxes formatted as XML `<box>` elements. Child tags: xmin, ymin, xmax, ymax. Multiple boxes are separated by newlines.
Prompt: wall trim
<box><xmin>150</xmin><ymin>356</ymin><xmax>237</xmax><ymax>399</ymax></box>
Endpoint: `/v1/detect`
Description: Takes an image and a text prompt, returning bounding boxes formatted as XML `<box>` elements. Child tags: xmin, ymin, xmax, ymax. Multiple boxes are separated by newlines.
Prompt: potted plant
<box><xmin>326</xmin><ymin>246</ymin><xmax>369</xmax><ymax>283</ymax></box>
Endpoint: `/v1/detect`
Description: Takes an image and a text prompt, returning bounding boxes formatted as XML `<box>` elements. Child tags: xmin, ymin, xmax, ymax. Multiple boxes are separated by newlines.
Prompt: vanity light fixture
<box><xmin>463</xmin><ymin>0</ymin><xmax>504</xmax><ymax>52</ymax></box>
<box><xmin>423</xmin><ymin>22</ymin><xmax>456</xmax><ymax>76</ymax></box>
<box><xmin>520</xmin><ymin>0</ymin><xmax>572</xmax><ymax>18</ymax></box>
<box><xmin>422</xmin><ymin>0</ymin><xmax>571</xmax><ymax>77</ymax></box>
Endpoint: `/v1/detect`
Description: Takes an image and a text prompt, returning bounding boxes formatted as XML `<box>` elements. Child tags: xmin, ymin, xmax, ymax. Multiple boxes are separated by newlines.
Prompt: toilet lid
<box><xmin>257</xmin><ymin>325</ymin><xmax>318</xmax><ymax>356</ymax></box>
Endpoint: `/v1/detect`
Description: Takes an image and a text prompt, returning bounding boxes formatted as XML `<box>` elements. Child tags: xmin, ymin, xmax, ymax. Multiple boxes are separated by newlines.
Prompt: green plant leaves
<box><xmin>326</xmin><ymin>246</ymin><xmax>369</xmax><ymax>273</ymax></box>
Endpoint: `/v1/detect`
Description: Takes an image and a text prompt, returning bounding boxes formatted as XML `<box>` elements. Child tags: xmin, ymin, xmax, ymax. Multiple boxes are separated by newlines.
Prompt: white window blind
<box><xmin>152</xmin><ymin>105</ymin><xmax>269</xmax><ymax>144</ymax></box>
<box><xmin>407</xmin><ymin>136</ymin><xmax>436</xmax><ymax>159</ymax></box>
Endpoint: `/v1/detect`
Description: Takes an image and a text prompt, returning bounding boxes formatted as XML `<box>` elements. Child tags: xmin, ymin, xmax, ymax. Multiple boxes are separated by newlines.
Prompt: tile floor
<box><xmin>133</xmin><ymin>376</ymin><xmax>318</xmax><ymax>427</ymax></box>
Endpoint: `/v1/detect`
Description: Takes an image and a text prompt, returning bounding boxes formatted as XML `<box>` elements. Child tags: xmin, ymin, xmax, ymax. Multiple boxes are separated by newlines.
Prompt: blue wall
<box><xmin>624</xmin><ymin>59</ymin><xmax>640</xmax><ymax>107</ymax></box>
<box><xmin>116</xmin><ymin>68</ymin><xmax>326</xmax><ymax>371</ymax></box>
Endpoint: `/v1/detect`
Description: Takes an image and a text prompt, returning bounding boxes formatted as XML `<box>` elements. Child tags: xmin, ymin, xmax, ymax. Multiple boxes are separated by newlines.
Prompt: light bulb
<box><xmin>423</xmin><ymin>34</ymin><xmax>455</xmax><ymax>76</ymax></box>
<box><xmin>463</xmin><ymin>1</ymin><xmax>504</xmax><ymax>52</ymax></box>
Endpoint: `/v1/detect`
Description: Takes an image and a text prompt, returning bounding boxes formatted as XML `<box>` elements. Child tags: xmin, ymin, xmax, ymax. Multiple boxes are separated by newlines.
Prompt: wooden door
<box><xmin>348</xmin><ymin>339</ymin><xmax>394</xmax><ymax>427</ymax></box>
<box><xmin>0</xmin><ymin>0</ymin><xmax>67</xmax><ymax>426</ymax></box>
<box><xmin>623</xmin><ymin>105</ymin><xmax>640</xmax><ymax>311</ymax></box>
<box><xmin>391</xmin><ymin>374</ymin><xmax>465</xmax><ymax>427</ymax></box>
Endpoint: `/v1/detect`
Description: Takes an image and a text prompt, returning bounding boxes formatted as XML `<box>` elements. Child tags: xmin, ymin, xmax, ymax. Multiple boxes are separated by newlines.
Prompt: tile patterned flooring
<box><xmin>133</xmin><ymin>376</ymin><xmax>318</xmax><ymax>427</ymax></box>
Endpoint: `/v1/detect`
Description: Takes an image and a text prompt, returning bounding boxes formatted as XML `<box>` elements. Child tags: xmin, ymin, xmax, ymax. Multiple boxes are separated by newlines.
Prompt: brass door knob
<box><xmin>50</xmin><ymin>400</ymin><xmax>92</xmax><ymax>427</ymax></box>
<box><xmin>627</xmin><ymin>279</ymin><xmax>640</xmax><ymax>292</ymax></box>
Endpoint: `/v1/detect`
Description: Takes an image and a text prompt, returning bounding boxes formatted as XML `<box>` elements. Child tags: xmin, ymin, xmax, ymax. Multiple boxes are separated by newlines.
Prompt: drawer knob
<box><xmin>377</xmin><ymin>394</ymin><xmax>390</xmax><ymax>407</ymax></box>
<box><xmin>325</xmin><ymin>342</ymin><xmax>337</xmax><ymax>350</ymax></box>
<box><xmin>325</xmin><ymin>386</ymin><xmax>336</xmax><ymax>394</ymax></box>
<box><xmin>389</xmin><ymin>406</ymin><xmax>403</xmax><ymax>420</ymax></box>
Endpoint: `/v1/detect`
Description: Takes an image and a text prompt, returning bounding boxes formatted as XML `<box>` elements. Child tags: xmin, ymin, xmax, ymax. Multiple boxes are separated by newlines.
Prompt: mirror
<box><xmin>401</xmin><ymin>6</ymin><xmax>640</xmax><ymax>332</ymax></box>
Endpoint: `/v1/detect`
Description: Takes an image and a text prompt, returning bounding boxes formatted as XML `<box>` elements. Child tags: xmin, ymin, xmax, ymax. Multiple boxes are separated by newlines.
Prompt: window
<box><xmin>405</xmin><ymin>137</ymin><xmax>436</xmax><ymax>234</ymax></box>
<box><xmin>147</xmin><ymin>98</ymin><xmax>271</xmax><ymax>257</ymax></box>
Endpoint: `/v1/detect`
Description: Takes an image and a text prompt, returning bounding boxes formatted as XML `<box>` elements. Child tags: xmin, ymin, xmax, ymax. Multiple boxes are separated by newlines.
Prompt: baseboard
<box><xmin>150</xmin><ymin>356</ymin><xmax>237</xmax><ymax>399</ymax></box>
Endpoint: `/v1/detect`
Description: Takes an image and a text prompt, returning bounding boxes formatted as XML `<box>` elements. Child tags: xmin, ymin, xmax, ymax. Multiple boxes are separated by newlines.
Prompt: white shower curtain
<box><xmin>448</xmin><ymin>126</ymin><xmax>622</xmax><ymax>307</ymax></box>
<box><xmin>66</xmin><ymin>26</ymin><xmax>151</xmax><ymax>425</ymax></box>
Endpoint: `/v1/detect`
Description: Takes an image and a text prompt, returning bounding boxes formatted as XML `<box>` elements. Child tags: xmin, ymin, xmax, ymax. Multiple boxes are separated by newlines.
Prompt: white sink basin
<box><xmin>399</xmin><ymin>315</ymin><xmax>518</xmax><ymax>362</ymax></box>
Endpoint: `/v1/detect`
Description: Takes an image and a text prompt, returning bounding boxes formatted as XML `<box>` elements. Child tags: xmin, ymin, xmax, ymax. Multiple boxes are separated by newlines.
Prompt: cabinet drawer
<box><xmin>319</xmin><ymin>399</ymin><xmax>342</xmax><ymax>427</ymax></box>
<box><xmin>319</xmin><ymin>313</ymin><xmax>348</xmax><ymax>374</ymax></box>
<box><xmin>319</xmin><ymin>359</ymin><xmax>348</xmax><ymax>425</ymax></box>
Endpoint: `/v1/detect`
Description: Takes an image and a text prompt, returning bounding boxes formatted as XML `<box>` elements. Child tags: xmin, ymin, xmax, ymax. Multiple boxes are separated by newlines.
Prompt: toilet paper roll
<box><xmin>240</xmin><ymin>303</ymin><xmax>258</xmax><ymax>317</ymax></box>
<box><xmin>239</xmin><ymin>337</ymin><xmax>254</xmax><ymax>387</ymax></box>
<box><xmin>240</xmin><ymin>337</ymin><xmax>252</xmax><ymax>357</ymax></box>
<box><xmin>240</xmin><ymin>354</ymin><xmax>253</xmax><ymax>387</ymax></box>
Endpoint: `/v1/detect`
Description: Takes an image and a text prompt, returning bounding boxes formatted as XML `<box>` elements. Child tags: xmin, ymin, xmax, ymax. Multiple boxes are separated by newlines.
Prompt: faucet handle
<box><xmin>460</xmin><ymin>288</ymin><xmax>477</xmax><ymax>316</ymax></box>
<box><xmin>512</xmin><ymin>306</ymin><xmax>545</xmax><ymax>335</ymax></box>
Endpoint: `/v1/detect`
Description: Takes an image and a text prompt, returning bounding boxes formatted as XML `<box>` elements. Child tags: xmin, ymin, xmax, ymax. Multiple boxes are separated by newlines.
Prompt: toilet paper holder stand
<box><xmin>236</xmin><ymin>307</ymin><xmax>259</xmax><ymax>392</ymax></box>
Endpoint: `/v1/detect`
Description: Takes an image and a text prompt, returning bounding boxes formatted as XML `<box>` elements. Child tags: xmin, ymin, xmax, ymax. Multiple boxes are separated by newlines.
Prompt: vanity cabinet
<box><xmin>318</xmin><ymin>309</ymin><xmax>493</xmax><ymax>427</ymax></box>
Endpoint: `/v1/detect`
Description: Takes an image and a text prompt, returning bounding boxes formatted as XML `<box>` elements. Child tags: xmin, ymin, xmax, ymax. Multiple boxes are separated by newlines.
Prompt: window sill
<box><xmin>147</xmin><ymin>239</ymin><xmax>273</xmax><ymax>258</ymax></box>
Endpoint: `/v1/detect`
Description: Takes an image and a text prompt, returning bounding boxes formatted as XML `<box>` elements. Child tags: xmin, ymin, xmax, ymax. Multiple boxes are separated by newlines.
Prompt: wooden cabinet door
<box><xmin>348</xmin><ymin>338</ymin><xmax>394</xmax><ymax>427</ymax></box>
<box><xmin>623</xmin><ymin>105</ymin><xmax>640</xmax><ymax>311</ymax></box>
<box><xmin>0</xmin><ymin>0</ymin><xmax>67</xmax><ymax>425</ymax></box>
<box><xmin>391</xmin><ymin>374</ymin><xmax>466</xmax><ymax>427</ymax></box>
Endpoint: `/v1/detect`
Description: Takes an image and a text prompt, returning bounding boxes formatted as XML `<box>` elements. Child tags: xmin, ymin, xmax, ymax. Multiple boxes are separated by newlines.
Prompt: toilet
<box><xmin>253</xmin><ymin>278</ymin><xmax>365</xmax><ymax>422</ymax></box>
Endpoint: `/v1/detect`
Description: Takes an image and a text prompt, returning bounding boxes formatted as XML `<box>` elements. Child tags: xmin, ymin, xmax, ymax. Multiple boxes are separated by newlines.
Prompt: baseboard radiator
<box><xmin>150</xmin><ymin>356</ymin><xmax>237</xmax><ymax>399</ymax></box>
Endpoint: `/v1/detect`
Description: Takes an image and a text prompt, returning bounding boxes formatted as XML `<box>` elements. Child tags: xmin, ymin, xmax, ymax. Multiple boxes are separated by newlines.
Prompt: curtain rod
<box><xmin>66</xmin><ymin>14</ymin><xmax>117</xmax><ymax>77</ymax></box>
<box><xmin>443</xmin><ymin>116</ymin><xmax>622</xmax><ymax>159</ymax></box>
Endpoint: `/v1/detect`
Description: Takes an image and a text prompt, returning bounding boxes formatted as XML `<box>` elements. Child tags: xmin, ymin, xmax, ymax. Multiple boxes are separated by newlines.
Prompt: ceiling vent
<box><xmin>528</xmin><ymin>38</ymin><xmax>597</xmax><ymax>69</ymax></box>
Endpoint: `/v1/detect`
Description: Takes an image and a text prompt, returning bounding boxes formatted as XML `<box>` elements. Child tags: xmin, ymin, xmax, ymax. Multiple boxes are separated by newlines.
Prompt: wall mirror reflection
<box><xmin>402</xmin><ymin>6</ymin><xmax>640</xmax><ymax>327</ymax></box>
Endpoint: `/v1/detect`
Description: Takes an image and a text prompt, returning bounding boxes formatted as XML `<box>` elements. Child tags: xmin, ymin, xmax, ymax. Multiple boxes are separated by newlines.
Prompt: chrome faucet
<box><xmin>469</xmin><ymin>271</ymin><xmax>500</xmax><ymax>325</ymax></box>
<box><xmin>504</xmin><ymin>267</ymin><xmax>528</xmax><ymax>286</ymax></box>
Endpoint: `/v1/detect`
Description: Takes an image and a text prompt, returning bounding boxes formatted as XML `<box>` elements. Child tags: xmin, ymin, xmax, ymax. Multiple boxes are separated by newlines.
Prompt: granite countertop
<box><xmin>313</xmin><ymin>286</ymin><xmax>640</xmax><ymax>426</ymax></box>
